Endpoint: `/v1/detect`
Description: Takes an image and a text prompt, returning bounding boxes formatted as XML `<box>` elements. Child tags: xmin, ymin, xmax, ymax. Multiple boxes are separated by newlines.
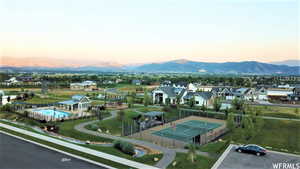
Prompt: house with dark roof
<box><xmin>183</xmin><ymin>91</ymin><xmax>215</xmax><ymax>107</ymax></box>
<box><xmin>58</xmin><ymin>95</ymin><xmax>91</xmax><ymax>111</ymax></box>
<box><xmin>152</xmin><ymin>86</ymin><xmax>186</xmax><ymax>104</ymax></box>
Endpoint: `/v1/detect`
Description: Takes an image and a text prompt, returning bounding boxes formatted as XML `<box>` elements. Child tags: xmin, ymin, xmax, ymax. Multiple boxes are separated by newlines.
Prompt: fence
<box><xmin>123</xmin><ymin>108</ymin><xmax>227</xmax><ymax>136</ymax></box>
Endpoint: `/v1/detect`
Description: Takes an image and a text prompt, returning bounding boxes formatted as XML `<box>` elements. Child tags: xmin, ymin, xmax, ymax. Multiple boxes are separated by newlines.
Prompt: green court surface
<box><xmin>152</xmin><ymin>120</ymin><xmax>222</xmax><ymax>142</ymax></box>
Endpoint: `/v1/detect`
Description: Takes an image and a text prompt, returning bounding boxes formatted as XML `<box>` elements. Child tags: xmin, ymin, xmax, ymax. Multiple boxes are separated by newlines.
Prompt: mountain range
<box><xmin>1</xmin><ymin>59</ymin><xmax>299</xmax><ymax>75</ymax></box>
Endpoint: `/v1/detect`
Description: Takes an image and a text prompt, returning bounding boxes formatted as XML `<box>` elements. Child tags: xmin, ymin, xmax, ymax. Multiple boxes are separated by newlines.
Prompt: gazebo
<box><xmin>144</xmin><ymin>111</ymin><xmax>165</xmax><ymax>122</ymax></box>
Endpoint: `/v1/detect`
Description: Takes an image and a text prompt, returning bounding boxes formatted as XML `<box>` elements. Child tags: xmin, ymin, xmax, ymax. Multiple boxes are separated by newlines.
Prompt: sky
<box><xmin>0</xmin><ymin>0</ymin><xmax>299</xmax><ymax>67</ymax></box>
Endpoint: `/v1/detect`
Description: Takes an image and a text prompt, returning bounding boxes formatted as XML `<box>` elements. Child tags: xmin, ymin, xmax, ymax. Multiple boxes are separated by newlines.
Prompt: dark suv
<box><xmin>235</xmin><ymin>144</ymin><xmax>267</xmax><ymax>156</ymax></box>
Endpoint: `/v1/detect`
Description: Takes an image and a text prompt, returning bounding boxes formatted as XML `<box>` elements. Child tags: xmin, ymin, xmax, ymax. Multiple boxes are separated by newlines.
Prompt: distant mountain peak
<box><xmin>172</xmin><ymin>59</ymin><xmax>191</xmax><ymax>64</ymax></box>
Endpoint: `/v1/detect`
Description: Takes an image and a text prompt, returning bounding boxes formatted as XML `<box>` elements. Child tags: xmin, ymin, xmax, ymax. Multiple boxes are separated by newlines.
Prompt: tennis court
<box><xmin>129</xmin><ymin>116</ymin><xmax>226</xmax><ymax>148</ymax></box>
<box><xmin>152</xmin><ymin>120</ymin><xmax>222</xmax><ymax>143</ymax></box>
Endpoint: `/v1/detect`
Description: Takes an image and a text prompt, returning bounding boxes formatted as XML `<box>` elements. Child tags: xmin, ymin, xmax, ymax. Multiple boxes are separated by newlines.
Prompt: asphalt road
<box><xmin>0</xmin><ymin>133</ymin><xmax>105</xmax><ymax>169</ymax></box>
<box><xmin>217</xmin><ymin>146</ymin><xmax>300</xmax><ymax>169</ymax></box>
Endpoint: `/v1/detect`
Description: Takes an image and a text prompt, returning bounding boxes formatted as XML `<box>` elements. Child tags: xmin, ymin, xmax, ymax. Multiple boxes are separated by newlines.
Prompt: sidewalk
<box><xmin>0</xmin><ymin>122</ymin><xmax>159</xmax><ymax>169</ymax></box>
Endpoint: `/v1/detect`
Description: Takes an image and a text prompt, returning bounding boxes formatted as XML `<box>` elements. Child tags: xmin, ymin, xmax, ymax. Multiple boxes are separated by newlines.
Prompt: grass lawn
<box><xmin>224</xmin><ymin>119</ymin><xmax>300</xmax><ymax>154</ymax></box>
<box><xmin>86</xmin><ymin>109</ymin><xmax>140</xmax><ymax>135</ymax></box>
<box><xmin>57</xmin><ymin>117</ymin><xmax>113</xmax><ymax>142</ymax></box>
<box><xmin>198</xmin><ymin>141</ymin><xmax>230</xmax><ymax>155</ymax></box>
<box><xmin>24</xmin><ymin>96</ymin><xmax>65</xmax><ymax>104</ymax></box>
<box><xmin>136</xmin><ymin>107</ymin><xmax>162</xmax><ymax>113</ymax></box>
<box><xmin>167</xmin><ymin>153</ymin><xmax>216</xmax><ymax>169</ymax></box>
<box><xmin>251</xmin><ymin>105</ymin><xmax>300</xmax><ymax>119</ymax></box>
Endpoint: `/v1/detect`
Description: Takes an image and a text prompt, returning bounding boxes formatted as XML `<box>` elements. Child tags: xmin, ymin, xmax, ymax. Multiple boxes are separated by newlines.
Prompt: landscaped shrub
<box><xmin>113</xmin><ymin>140</ymin><xmax>135</xmax><ymax>155</ymax></box>
<box><xmin>89</xmin><ymin>124</ymin><xmax>99</xmax><ymax>131</ymax></box>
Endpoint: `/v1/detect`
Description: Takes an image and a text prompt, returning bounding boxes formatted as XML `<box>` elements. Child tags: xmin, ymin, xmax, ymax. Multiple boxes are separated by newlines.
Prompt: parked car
<box><xmin>235</xmin><ymin>144</ymin><xmax>267</xmax><ymax>156</ymax></box>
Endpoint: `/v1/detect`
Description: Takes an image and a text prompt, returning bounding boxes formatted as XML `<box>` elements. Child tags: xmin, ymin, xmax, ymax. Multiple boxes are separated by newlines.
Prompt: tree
<box><xmin>143</xmin><ymin>90</ymin><xmax>150</xmax><ymax>107</ymax></box>
<box><xmin>232</xmin><ymin>98</ymin><xmax>245</xmax><ymax>112</ymax></box>
<box><xmin>165</xmin><ymin>98</ymin><xmax>171</xmax><ymax>105</ymax></box>
<box><xmin>189</xmin><ymin>96</ymin><xmax>195</xmax><ymax>108</ymax></box>
<box><xmin>226</xmin><ymin>112</ymin><xmax>235</xmax><ymax>141</ymax></box>
<box><xmin>118</xmin><ymin>110</ymin><xmax>125</xmax><ymax>122</ymax></box>
<box><xmin>7</xmin><ymin>96</ymin><xmax>10</xmax><ymax>103</ymax></box>
<box><xmin>242</xmin><ymin>116</ymin><xmax>255</xmax><ymax>142</ymax></box>
<box><xmin>294</xmin><ymin>108</ymin><xmax>299</xmax><ymax>117</ymax></box>
<box><xmin>201</xmin><ymin>102</ymin><xmax>207</xmax><ymax>112</ymax></box>
<box><xmin>175</xmin><ymin>95</ymin><xmax>181</xmax><ymax>109</ymax></box>
<box><xmin>213</xmin><ymin>97</ymin><xmax>222</xmax><ymax>112</ymax></box>
<box><xmin>127</xmin><ymin>96</ymin><xmax>134</xmax><ymax>108</ymax></box>
<box><xmin>187</xmin><ymin>144</ymin><xmax>197</xmax><ymax>163</ymax></box>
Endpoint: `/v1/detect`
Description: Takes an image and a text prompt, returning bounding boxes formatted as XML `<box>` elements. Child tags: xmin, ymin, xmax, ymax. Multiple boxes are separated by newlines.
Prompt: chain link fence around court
<box><xmin>123</xmin><ymin>108</ymin><xmax>226</xmax><ymax>136</ymax></box>
<box><xmin>128</xmin><ymin>117</ymin><xmax>227</xmax><ymax>148</ymax></box>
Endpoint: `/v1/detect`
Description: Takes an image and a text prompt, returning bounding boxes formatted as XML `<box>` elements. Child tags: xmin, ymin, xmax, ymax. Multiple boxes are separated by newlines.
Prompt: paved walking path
<box><xmin>0</xmin><ymin>122</ymin><xmax>159</xmax><ymax>169</ymax></box>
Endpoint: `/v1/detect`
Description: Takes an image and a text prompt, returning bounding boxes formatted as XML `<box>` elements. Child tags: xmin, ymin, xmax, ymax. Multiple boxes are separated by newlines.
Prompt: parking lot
<box><xmin>0</xmin><ymin>132</ymin><xmax>106</xmax><ymax>169</ymax></box>
<box><xmin>214</xmin><ymin>145</ymin><xmax>300</xmax><ymax>169</ymax></box>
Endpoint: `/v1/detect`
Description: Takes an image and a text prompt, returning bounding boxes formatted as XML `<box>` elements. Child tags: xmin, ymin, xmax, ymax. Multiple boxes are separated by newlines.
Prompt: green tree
<box><xmin>294</xmin><ymin>108</ymin><xmax>299</xmax><ymax>118</ymax></box>
<box><xmin>243</xmin><ymin>116</ymin><xmax>255</xmax><ymax>142</ymax></box>
<box><xmin>232</xmin><ymin>98</ymin><xmax>245</xmax><ymax>112</ymax></box>
<box><xmin>201</xmin><ymin>102</ymin><xmax>207</xmax><ymax>112</ymax></box>
<box><xmin>165</xmin><ymin>98</ymin><xmax>171</xmax><ymax>105</ymax></box>
<box><xmin>187</xmin><ymin>144</ymin><xmax>197</xmax><ymax>163</ymax></box>
<box><xmin>189</xmin><ymin>96</ymin><xmax>196</xmax><ymax>108</ymax></box>
<box><xmin>117</xmin><ymin>110</ymin><xmax>125</xmax><ymax>122</ymax></box>
<box><xmin>213</xmin><ymin>97</ymin><xmax>222</xmax><ymax>112</ymax></box>
<box><xmin>143</xmin><ymin>90</ymin><xmax>150</xmax><ymax>107</ymax></box>
<box><xmin>226</xmin><ymin>112</ymin><xmax>235</xmax><ymax>141</ymax></box>
<box><xmin>127</xmin><ymin>96</ymin><xmax>134</xmax><ymax>108</ymax></box>
<box><xmin>175</xmin><ymin>95</ymin><xmax>181</xmax><ymax>109</ymax></box>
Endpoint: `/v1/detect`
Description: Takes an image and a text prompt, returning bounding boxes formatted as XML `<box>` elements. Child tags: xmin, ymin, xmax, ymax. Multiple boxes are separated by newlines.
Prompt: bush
<box><xmin>113</xmin><ymin>140</ymin><xmax>135</xmax><ymax>155</ymax></box>
<box><xmin>89</xmin><ymin>124</ymin><xmax>99</xmax><ymax>131</ymax></box>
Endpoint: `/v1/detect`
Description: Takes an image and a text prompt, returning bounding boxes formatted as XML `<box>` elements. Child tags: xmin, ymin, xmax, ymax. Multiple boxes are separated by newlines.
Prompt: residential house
<box><xmin>152</xmin><ymin>86</ymin><xmax>186</xmax><ymax>104</ymax></box>
<box><xmin>187</xmin><ymin>83</ymin><xmax>198</xmax><ymax>92</ymax></box>
<box><xmin>4</xmin><ymin>77</ymin><xmax>20</xmax><ymax>86</ymax></box>
<box><xmin>225</xmin><ymin>88</ymin><xmax>256</xmax><ymax>101</ymax></box>
<box><xmin>70</xmin><ymin>81</ymin><xmax>97</xmax><ymax>91</ymax></box>
<box><xmin>183</xmin><ymin>91</ymin><xmax>215</xmax><ymax>107</ymax></box>
<box><xmin>58</xmin><ymin>95</ymin><xmax>91</xmax><ymax>111</ymax></box>
<box><xmin>256</xmin><ymin>87</ymin><xmax>268</xmax><ymax>100</ymax></box>
<box><xmin>267</xmin><ymin>88</ymin><xmax>295</xmax><ymax>101</ymax></box>
<box><xmin>160</xmin><ymin>80</ymin><xmax>172</xmax><ymax>87</ymax></box>
<box><xmin>173</xmin><ymin>82</ymin><xmax>188</xmax><ymax>89</ymax></box>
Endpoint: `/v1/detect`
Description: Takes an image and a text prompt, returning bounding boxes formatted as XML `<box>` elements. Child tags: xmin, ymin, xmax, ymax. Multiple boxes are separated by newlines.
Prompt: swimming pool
<box><xmin>33</xmin><ymin>109</ymin><xmax>71</xmax><ymax>118</ymax></box>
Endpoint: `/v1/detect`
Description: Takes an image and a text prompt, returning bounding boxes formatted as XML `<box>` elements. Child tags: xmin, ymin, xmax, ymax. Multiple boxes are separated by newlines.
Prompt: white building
<box><xmin>152</xmin><ymin>86</ymin><xmax>187</xmax><ymax>104</ymax></box>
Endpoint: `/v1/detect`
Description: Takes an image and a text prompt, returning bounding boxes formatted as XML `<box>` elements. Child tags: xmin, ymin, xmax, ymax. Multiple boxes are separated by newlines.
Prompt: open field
<box><xmin>251</xmin><ymin>105</ymin><xmax>300</xmax><ymax>119</ymax></box>
<box><xmin>224</xmin><ymin>119</ymin><xmax>300</xmax><ymax>154</ymax></box>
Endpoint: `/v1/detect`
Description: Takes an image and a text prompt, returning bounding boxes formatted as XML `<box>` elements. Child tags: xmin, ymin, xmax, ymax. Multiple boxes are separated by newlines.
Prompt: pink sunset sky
<box><xmin>0</xmin><ymin>0</ymin><xmax>298</xmax><ymax>67</ymax></box>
